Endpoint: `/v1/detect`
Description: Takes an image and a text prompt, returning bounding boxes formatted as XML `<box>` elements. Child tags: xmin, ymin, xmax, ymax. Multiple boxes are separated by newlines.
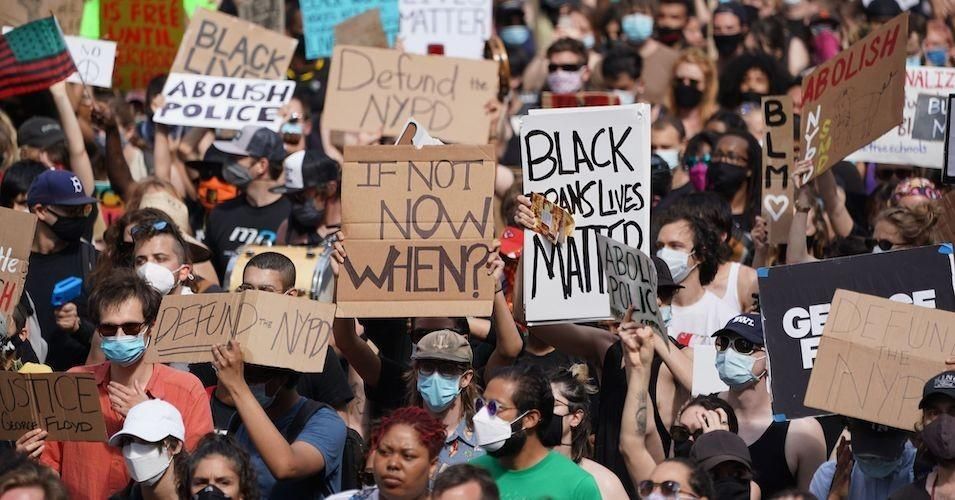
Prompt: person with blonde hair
<box><xmin>665</xmin><ymin>48</ymin><xmax>719</xmax><ymax>138</ymax></box>
<box><xmin>871</xmin><ymin>204</ymin><xmax>941</xmax><ymax>252</ymax></box>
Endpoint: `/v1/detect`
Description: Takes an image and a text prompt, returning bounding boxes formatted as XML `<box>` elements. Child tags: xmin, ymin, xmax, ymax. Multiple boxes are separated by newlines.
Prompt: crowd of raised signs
<box><xmin>7</xmin><ymin>0</ymin><xmax>955</xmax><ymax>499</ymax></box>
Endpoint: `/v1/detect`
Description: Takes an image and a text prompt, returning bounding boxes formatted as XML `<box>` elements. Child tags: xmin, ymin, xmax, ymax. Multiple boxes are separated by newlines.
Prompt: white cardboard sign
<box><xmin>398</xmin><ymin>0</ymin><xmax>492</xmax><ymax>59</ymax></box>
<box><xmin>153</xmin><ymin>73</ymin><xmax>295</xmax><ymax>131</ymax></box>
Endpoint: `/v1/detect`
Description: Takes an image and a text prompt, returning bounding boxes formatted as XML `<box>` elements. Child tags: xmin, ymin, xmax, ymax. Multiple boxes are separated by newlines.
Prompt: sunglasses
<box><xmin>96</xmin><ymin>321</ymin><xmax>148</xmax><ymax>337</ymax></box>
<box><xmin>669</xmin><ymin>424</ymin><xmax>703</xmax><ymax>444</ymax></box>
<box><xmin>715</xmin><ymin>335</ymin><xmax>762</xmax><ymax>355</ymax></box>
<box><xmin>475</xmin><ymin>398</ymin><xmax>517</xmax><ymax>418</ymax></box>
<box><xmin>865</xmin><ymin>238</ymin><xmax>895</xmax><ymax>252</ymax></box>
<box><xmin>638</xmin><ymin>480</ymin><xmax>699</xmax><ymax>498</ymax></box>
<box><xmin>683</xmin><ymin>154</ymin><xmax>710</xmax><ymax>167</ymax></box>
<box><xmin>130</xmin><ymin>220</ymin><xmax>171</xmax><ymax>238</ymax></box>
<box><xmin>548</xmin><ymin>63</ymin><xmax>583</xmax><ymax>73</ymax></box>
<box><xmin>417</xmin><ymin>359</ymin><xmax>467</xmax><ymax>377</ymax></box>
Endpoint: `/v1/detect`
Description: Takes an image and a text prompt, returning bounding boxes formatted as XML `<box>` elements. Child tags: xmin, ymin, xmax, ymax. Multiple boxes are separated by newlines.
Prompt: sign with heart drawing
<box><xmin>761</xmin><ymin>96</ymin><xmax>795</xmax><ymax>244</ymax></box>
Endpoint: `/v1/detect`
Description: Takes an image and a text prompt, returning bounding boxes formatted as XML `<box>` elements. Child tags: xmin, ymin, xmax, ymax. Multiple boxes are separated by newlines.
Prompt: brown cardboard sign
<box><xmin>171</xmin><ymin>8</ymin><xmax>297</xmax><ymax>81</ymax></box>
<box><xmin>804</xmin><ymin>289</ymin><xmax>953</xmax><ymax>430</ymax></box>
<box><xmin>0</xmin><ymin>0</ymin><xmax>80</xmax><ymax>35</ymax></box>
<box><xmin>324</xmin><ymin>45</ymin><xmax>499</xmax><ymax>144</ymax></box>
<box><xmin>0</xmin><ymin>372</ymin><xmax>106</xmax><ymax>442</ymax></box>
<box><xmin>761</xmin><ymin>96</ymin><xmax>795</xmax><ymax>244</ymax></box>
<box><xmin>145</xmin><ymin>291</ymin><xmax>334</xmax><ymax>373</ymax></box>
<box><xmin>235</xmin><ymin>0</ymin><xmax>285</xmax><ymax>33</ymax></box>
<box><xmin>101</xmin><ymin>0</ymin><xmax>185</xmax><ymax>90</ymax></box>
<box><xmin>800</xmin><ymin>13</ymin><xmax>907</xmax><ymax>181</ymax></box>
<box><xmin>334</xmin><ymin>9</ymin><xmax>388</xmax><ymax>49</ymax></box>
<box><xmin>337</xmin><ymin>144</ymin><xmax>497</xmax><ymax>317</ymax></box>
<box><xmin>0</xmin><ymin>208</ymin><xmax>37</xmax><ymax>315</ymax></box>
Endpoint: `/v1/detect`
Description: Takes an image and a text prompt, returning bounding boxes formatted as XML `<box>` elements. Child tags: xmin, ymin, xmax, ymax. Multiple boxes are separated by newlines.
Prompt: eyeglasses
<box><xmin>548</xmin><ymin>63</ymin><xmax>583</xmax><ymax>73</ymax></box>
<box><xmin>638</xmin><ymin>480</ymin><xmax>699</xmax><ymax>498</ymax></box>
<box><xmin>417</xmin><ymin>359</ymin><xmax>466</xmax><ymax>377</ymax></box>
<box><xmin>130</xmin><ymin>220</ymin><xmax>171</xmax><ymax>238</ymax></box>
<box><xmin>475</xmin><ymin>398</ymin><xmax>516</xmax><ymax>417</ymax></box>
<box><xmin>96</xmin><ymin>321</ymin><xmax>148</xmax><ymax>337</ymax></box>
<box><xmin>865</xmin><ymin>238</ymin><xmax>895</xmax><ymax>252</ymax></box>
<box><xmin>711</xmin><ymin>154</ymin><xmax>749</xmax><ymax>167</ymax></box>
<box><xmin>715</xmin><ymin>335</ymin><xmax>762</xmax><ymax>355</ymax></box>
<box><xmin>669</xmin><ymin>424</ymin><xmax>703</xmax><ymax>444</ymax></box>
<box><xmin>683</xmin><ymin>154</ymin><xmax>710</xmax><ymax>167</ymax></box>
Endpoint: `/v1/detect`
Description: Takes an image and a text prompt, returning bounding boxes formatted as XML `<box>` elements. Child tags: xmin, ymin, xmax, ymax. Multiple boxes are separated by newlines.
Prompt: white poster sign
<box><xmin>847</xmin><ymin>66</ymin><xmax>955</xmax><ymax>168</ymax></box>
<box><xmin>521</xmin><ymin>104</ymin><xmax>651</xmax><ymax>324</ymax></box>
<box><xmin>154</xmin><ymin>73</ymin><xmax>295</xmax><ymax>131</ymax></box>
<box><xmin>398</xmin><ymin>0</ymin><xmax>491</xmax><ymax>59</ymax></box>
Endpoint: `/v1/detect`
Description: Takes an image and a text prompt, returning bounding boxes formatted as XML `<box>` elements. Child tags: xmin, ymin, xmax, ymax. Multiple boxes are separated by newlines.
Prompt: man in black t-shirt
<box><xmin>24</xmin><ymin>170</ymin><xmax>99</xmax><ymax>371</ymax></box>
<box><xmin>204</xmin><ymin>126</ymin><xmax>292</xmax><ymax>282</ymax></box>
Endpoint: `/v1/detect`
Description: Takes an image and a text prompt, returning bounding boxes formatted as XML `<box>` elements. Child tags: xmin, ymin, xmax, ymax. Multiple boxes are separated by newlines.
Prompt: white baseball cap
<box><xmin>108</xmin><ymin>399</ymin><xmax>185</xmax><ymax>446</ymax></box>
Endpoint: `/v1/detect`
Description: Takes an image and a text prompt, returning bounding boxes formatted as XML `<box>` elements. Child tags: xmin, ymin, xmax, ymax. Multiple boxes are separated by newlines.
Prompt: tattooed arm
<box><xmin>619</xmin><ymin>323</ymin><xmax>662</xmax><ymax>488</ymax></box>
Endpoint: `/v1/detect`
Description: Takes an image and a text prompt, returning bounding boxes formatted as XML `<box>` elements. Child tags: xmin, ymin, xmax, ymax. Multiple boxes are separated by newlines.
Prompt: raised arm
<box><xmin>787</xmin><ymin>160</ymin><xmax>818</xmax><ymax>265</ymax></box>
<box><xmin>815</xmin><ymin>169</ymin><xmax>854</xmax><ymax>238</ymax></box>
<box><xmin>92</xmin><ymin>101</ymin><xmax>135</xmax><ymax>199</ymax></box>
<box><xmin>50</xmin><ymin>82</ymin><xmax>93</xmax><ymax>194</ymax></box>
<box><xmin>329</xmin><ymin>235</ymin><xmax>383</xmax><ymax>386</ymax></box>
<box><xmin>485</xmin><ymin>247</ymin><xmax>524</xmax><ymax>374</ymax></box>
<box><xmin>619</xmin><ymin>320</ymin><xmax>661</xmax><ymax>488</ymax></box>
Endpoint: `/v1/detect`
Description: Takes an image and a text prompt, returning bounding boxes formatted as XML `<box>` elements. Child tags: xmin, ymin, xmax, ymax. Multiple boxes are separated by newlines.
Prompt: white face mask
<box><xmin>612</xmin><ymin>89</ymin><xmax>635</xmax><ymax>105</ymax></box>
<box><xmin>123</xmin><ymin>441</ymin><xmax>173</xmax><ymax>486</ymax></box>
<box><xmin>653</xmin><ymin>148</ymin><xmax>680</xmax><ymax>171</ymax></box>
<box><xmin>472</xmin><ymin>406</ymin><xmax>527</xmax><ymax>451</ymax></box>
<box><xmin>136</xmin><ymin>262</ymin><xmax>182</xmax><ymax>295</ymax></box>
<box><xmin>656</xmin><ymin>247</ymin><xmax>696</xmax><ymax>283</ymax></box>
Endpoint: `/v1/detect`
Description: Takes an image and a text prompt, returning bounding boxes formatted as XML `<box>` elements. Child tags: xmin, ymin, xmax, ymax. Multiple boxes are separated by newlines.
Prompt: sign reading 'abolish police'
<box><xmin>758</xmin><ymin>244</ymin><xmax>955</xmax><ymax>420</ymax></box>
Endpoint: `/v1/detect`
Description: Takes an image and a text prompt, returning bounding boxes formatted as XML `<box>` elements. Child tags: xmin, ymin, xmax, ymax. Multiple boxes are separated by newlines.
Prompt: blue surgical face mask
<box><xmin>926</xmin><ymin>48</ymin><xmax>948</xmax><ymax>67</ymax></box>
<box><xmin>101</xmin><ymin>333</ymin><xmax>148</xmax><ymax>367</ymax></box>
<box><xmin>581</xmin><ymin>33</ymin><xmax>595</xmax><ymax>50</ymax></box>
<box><xmin>249</xmin><ymin>383</ymin><xmax>277</xmax><ymax>408</ymax></box>
<box><xmin>417</xmin><ymin>371</ymin><xmax>462</xmax><ymax>412</ymax></box>
<box><xmin>715</xmin><ymin>349</ymin><xmax>764</xmax><ymax>389</ymax></box>
<box><xmin>855</xmin><ymin>454</ymin><xmax>904</xmax><ymax>479</ymax></box>
<box><xmin>621</xmin><ymin>13</ymin><xmax>653</xmax><ymax>43</ymax></box>
<box><xmin>907</xmin><ymin>54</ymin><xmax>922</xmax><ymax>67</ymax></box>
<box><xmin>500</xmin><ymin>25</ymin><xmax>531</xmax><ymax>46</ymax></box>
<box><xmin>660</xmin><ymin>305</ymin><xmax>673</xmax><ymax>327</ymax></box>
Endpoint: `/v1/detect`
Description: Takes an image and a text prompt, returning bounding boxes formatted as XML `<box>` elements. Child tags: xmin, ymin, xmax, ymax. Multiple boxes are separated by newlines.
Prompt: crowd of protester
<box><xmin>3</xmin><ymin>0</ymin><xmax>955</xmax><ymax>499</ymax></box>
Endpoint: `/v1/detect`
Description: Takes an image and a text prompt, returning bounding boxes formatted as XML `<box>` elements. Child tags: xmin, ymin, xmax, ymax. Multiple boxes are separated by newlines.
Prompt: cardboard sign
<box><xmin>101</xmin><ymin>0</ymin><xmax>185</xmax><ymax>90</ymax></box>
<box><xmin>758</xmin><ymin>244</ymin><xmax>955</xmax><ymax>420</ymax></box>
<box><xmin>541</xmin><ymin>92</ymin><xmax>621</xmax><ymax>109</ymax></box>
<box><xmin>596</xmin><ymin>235</ymin><xmax>663</xmax><ymax>331</ymax></box>
<box><xmin>0</xmin><ymin>0</ymin><xmax>80</xmax><ymax>36</ymax></box>
<box><xmin>0</xmin><ymin>208</ymin><xmax>37</xmax><ymax>316</ymax></box>
<box><xmin>944</xmin><ymin>94</ymin><xmax>955</xmax><ymax>185</ymax></box>
<box><xmin>300</xmin><ymin>0</ymin><xmax>399</xmax><ymax>59</ymax></box>
<box><xmin>0</xmin><ymin>372</ymin><xmax>106</xmax><ymax>442</ymax></box>
<box><xmin>761</xmin><ymin>96</ymin><xmax>795</xmax><ymax>244</ymax></box>
<box><xmin>399</xmin><ymin>0</ymin><xmax>491</xmax><ymax>59</ymax></box>
<box><xmin>334</xmin><ymin>9</ymin><xmax>388</xmax><ymax>49</ymax></box>
<box><xmin>64</xmin><ymin>36</ymin><xmax>117</xmax><ymax>88</ymax></box>
<box><xmin>800</xmin><ymin>12</ymin><xmax>907</xmax><ymax>181</ymax></box>
<box><xmin>323</xmin><ymin>45</ymin><xmax>498</xmax><ymax>144</ymax></box>
<box><xmin>521</xmin><ymin>104</ymin><xmax>651</xmax><ymax>324</ymax></box>
<box><xmin>848</xmin><ymin>67</ymin><xmax>955</xmax><ymax>168</ymax></box>
<box><xmin>145</xmin><ymin>290</ymin><xmax>335</xmax><ymax>373</ymax></box>
<box><xmin>153</xmin><ymin>74</ymin><xmax>295</xmax><ymax>131</ymax></box>
<box><xmin>235</xmin><ymin>0</ymin><xmax>285</xmax><ymax>33</ymax></box>
<box><xmin>171</xmin><ymin>8</ymin><xmax>297</xmax><ymax>81</ymax></box>
<box><xmin>805</xmin><ymin>290</ymin><xmax>954</xmax><ymax>430</ymax></box>
<box><xmin>336</xmin><ymin>144</ymin><xmax>497</xmax><ymax>317</ymax></box>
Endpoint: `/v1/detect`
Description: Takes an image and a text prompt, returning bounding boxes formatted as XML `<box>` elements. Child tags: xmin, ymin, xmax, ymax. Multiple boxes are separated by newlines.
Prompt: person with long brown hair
<box><xmin>664</xmin><ymin>48</ymin><xmax>719</xmax><ymax>138</ymax></box>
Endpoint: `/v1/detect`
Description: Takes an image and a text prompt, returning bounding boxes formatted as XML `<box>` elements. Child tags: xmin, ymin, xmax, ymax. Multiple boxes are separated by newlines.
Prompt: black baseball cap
<box><xmin>18</xmin><ymin>117</ymin><xmax>65</xmax><ymax>148</ymax></box>
<box><xmin>270</xmin><ymin>150</ymin><xmax>339</xmax><ymax>194</ymax></box>
<box><xmin>212</xmin><ymin>126</ymin><xmax>287</xmax><ymax>164</ymax></box>
<box><xmin>185</xmin><ymin>146</ymin><xmax>229</xmax><ymax>179</ymax></box>
<box><xmin>653</xmin><ymin>255</ymin><xmax>684</xmax><ymax>293</ymax></box>
<box><xmin>690</xmin><ymin>430</ymin><xmax>752</xmax><ymax>471</ymax></box>
<box><xmin>712</xmin><ymin>313</ymin><xmax>764</xmax><ymax>346</ymax></box>
<box><xmin>846</xmin><ymin>418</ymin><xmax>908</xmax><ymax>459</ymax></box>
<box><xmin>919</xmin><ymin>371</ymin><xmax>955</xmax><ymax>409</ymax></box>
<box><xmin>26</xmin><ymin>170</ymin><xmax>97</xmax><ymax>207</ymax></box>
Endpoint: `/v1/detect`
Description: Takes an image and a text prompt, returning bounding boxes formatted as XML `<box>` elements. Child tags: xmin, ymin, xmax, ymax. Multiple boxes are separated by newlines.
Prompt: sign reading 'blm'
<box><xmin>337</xmin><ymin>144</ymin><xmax>497</xmax><ymax>318</ymax></box>
<box><xmin>521</xmin><ymin>105</ymin><xmax>651</xmax><ymax>324</ymax></box>
<box><xmin>761</xmin><ymin>96</ymin><xmax>795</xmax><ymax>244</ymax></box>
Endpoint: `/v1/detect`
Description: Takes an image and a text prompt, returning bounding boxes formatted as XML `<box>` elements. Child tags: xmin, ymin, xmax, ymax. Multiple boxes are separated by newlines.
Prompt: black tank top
<box><xmin>595</xmin><ymin>341</ymin><xmax>670</xmax><ymax>499</ymax></box>
<box><xmin>748</xmin><ymin>420</ymin><xmax>797</xmax><ymax>498</ymax></box>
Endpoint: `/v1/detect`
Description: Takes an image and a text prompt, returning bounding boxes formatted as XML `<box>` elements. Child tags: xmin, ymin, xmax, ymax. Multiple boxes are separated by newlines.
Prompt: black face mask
<box><xmin>193</xmin><ymin>485</ymin><xmax>231</xmax><ymax>500</ymax></box>
<box><xmin>739</xmin><ymin>91</ymin><xmax>766</xmax><ymax>105</ymax></box>
<box><xmin>656</xmin><ymin>26</ymin><xmax>683</xmax><ymax>46</ymax></box>
<box><xmin>673</xmin><ymin>438</ymin><xmax>693</xmax><ymax>458</ymax></box>
<box><xmin>487</xmin><ymin>423</ymin><xmax>528</xmax><ymax>458</ymax></box>
<box><xmin>707</xmin><ymin>162</ymin><xmax>749</xmax><ymax>199</ymax></box>
<box><xmin>49</xmin><ymin>214</ymin><xmax>90</xmax><ymax>242</ymax></box>
<box><xmin>540</xmin><ymin>414</ymin><xmax>565</xmax><ymax>447</ymax></box>
<box><xmin>714</xmin><ymin>33</ymin><xmax>744</xmax><ymax>57</ymax></box>
<box><xmin>713</xmin><ymin>477</ymin><xmax>751</xmax><ymax>500</ymax></box>
<box><xmin>651</xmin><ymin>171</ymin><xmax>672</xmax><ymax>199</ymax></box>
<box><xmin>290</xmin><ymin>200</ymin><xmax>324</xmax><ymax>229</ymax></box>
<box><xmin>674</xmin><ymin>83</ymin><xmax>704</xmax><ymax>109</ymax></box>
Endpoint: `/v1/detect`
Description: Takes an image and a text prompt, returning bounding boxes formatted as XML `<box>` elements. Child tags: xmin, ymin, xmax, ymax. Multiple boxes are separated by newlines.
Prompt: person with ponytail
<box><xmin>547</xmin><ymin>365</ymin><xmax>628</xmax><ymax>499</ymax></box>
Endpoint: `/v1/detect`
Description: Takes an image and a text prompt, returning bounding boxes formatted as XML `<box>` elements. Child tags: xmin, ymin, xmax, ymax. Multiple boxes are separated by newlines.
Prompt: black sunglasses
<box><xmin>638</xmin><ymin>480</ymin><xmax>697</xmax><ymax>498</ymax></box>
<box><xmin>475</xmin><ymin>398</ymin><xmax>516</xmax><ymax>418</ymax></box>
<box><xmin>96</xmin><ymin>321</ymin><xmax>148</xmax><ymax>337</ymax></box>
<box><xmin>865</xmin><ymin>238</ymin><xmax>895</xmax><ymax>252</ymax></box>
<box><xmin>715</xmin><ymin>335</ymin><xmax>762</xmax><ymax>355</ymax></box>
<box><xmin>548</xmin><ymin>63</ymin><xmax>583</xmax><ymax>73</ymax></box>
<box><xmin>669</xmin><ymin>424</ymin><xmax>702</xmax><ymax>444</ymax></box>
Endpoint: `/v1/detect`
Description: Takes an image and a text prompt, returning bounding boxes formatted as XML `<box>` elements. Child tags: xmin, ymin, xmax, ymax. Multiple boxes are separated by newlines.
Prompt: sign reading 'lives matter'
<box><xmin>521</xmin><ymin>105</ymin><xmax>651</xmax><ymax>324</ymax></box>
<box><xmin>399</xmin><ymin>0</ymin><xmax>492</xmax><ymax>59</ymax></box>
<box><xmin>758</xmin><ymin>244</ymin><xmax>955</xmax><ymax>420</ymax></box>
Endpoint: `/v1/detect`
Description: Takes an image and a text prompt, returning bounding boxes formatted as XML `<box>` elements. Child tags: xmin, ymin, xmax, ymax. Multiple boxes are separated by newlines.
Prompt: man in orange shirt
<box><xmin>39</xmin><ymin>269</ymin><xmax>213</xmax><ymax>499</ymax></box>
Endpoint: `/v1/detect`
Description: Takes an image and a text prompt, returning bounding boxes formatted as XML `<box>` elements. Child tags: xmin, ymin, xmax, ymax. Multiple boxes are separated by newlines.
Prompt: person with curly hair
<box><xmin>872</xmin><ymin>203</ymin><xmax>941</xmax><ymax>252</ymax></box>
<box><xmin>178</xmin><ymin>433</ymin><xmax>261</xmax><ymax>500</ymax></box>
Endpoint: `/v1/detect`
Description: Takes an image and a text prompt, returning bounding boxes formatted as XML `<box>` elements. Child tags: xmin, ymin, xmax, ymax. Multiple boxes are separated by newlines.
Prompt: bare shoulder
<box><xmin>580</xmin><ymin>458</ymin><xmax>628</xmax><ymax>498</ymax></box>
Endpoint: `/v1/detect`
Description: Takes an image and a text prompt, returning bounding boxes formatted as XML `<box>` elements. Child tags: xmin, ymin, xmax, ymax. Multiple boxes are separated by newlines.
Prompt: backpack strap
<box><xmin>282</xmin><ymin>398</ymin><xmax>329</xmax><ymax>443</ymax></box>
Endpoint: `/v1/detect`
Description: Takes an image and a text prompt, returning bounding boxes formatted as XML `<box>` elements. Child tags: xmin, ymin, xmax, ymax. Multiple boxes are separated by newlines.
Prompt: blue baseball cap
<box><xmin>712</xmin><ymin>313</ymin><xmax>764</xmax><ymax>346</ymax></box>
<box><xmin>26</xmin><ymin>170</ymin><xmax>97</xmax><ymax>207</ymax></box>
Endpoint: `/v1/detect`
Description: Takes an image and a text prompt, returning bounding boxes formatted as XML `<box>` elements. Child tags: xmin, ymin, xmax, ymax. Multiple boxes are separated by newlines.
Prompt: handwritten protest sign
<box><xmin>761</xmin><ymin>96</ymin><xmax>795</xmax><ymax>244</ymax></box>
<box><xmin>758</xmin><ymin>244</ymin><xmax>955</xmax><ymax>420</ymax></box>
<box><xmin>0</xmin><ymin>208</ymin><xmax>36</xmax><ymax>316</ymax></box>
<box><xmin>171</xmin><ymin>8</ymin><xmax>296</xmax><ymax>81</ymax></box>
<box><xmin>65</xmin><ymin>36</ymin><xmax>116</xmax><ymax>88</ymax></box>
<box><xmin>399</xmin><ymin>0</ymin><xmax>491</xmax><ymax>59</ymax></box>
<box><xmin>300</xmin><ymin>0</ymin><xmax>399</xmax><ymax>59</ymax></box>
<box><xmin>154</xmin><ymin>74</ymin><xmax>294</xmax><ymax>131</ymax></box>
<box><xmin>848</xmin><ymin>67</ymin><xmax>955</xmax><ymax>168</ymax></box>
<box><xmin>596</xmin><ymin>235</ymin><xmax>663</xmax><ymax>334</ymax></box>
<box><xmin>335</xmin><ymin>9</ymin><xmax>389</xmax><ymax>49</ymax></box>
<box><xmin>101</xmin><ymin>0</ymin><xmax>185</xmax><ymax>90</ymax></box>
<box><xmin>145</xmin><ymin>291</ymin><xmax>335</xmax><ymax>373</ymax></box>
<box><xmin>324</xmin><ymin>45</ymin><xmax>498</xmax><ymax>144</ymax></box>
<box><xmin>800</xmin><ymin>12</ymin><xmax>907</xmax><ymax>181</ymax></box>
<box><xmin>521</xmin><ymin>105</ymin><xmax>651</xmax><ymax>323</ymax></box>
<box><xmin>337</xmin><ymin>144</ymin><xmax>497</xmax><ymax>317</ymax></box>
<box><xmin>805</xmin><ymin>290</ymin><xmax>955</xmax><ymax>430</ymax></box>
<box><xmin>0</xmin><ymin>372</ymin><xmax>106</xmax><ymax>441</ymax></box>
<box><xmin>235</xmin><ymin>0</ymin><xmax>285</xmax><ymax>33</ymax></box>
